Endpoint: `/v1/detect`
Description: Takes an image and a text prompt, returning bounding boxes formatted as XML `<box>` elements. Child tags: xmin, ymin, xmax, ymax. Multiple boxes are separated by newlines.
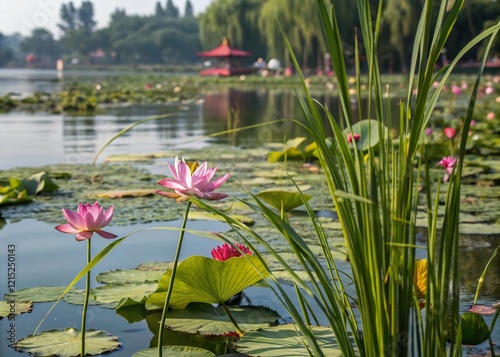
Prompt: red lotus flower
<box><xmin>443</xmin><ymin>127</ymin><xmax>456</xmax><ymax>139</ymax></box>
<box><xmin>347</xmin><ymin>133</ymin><xmax>361</xmax><ymax>143</ymax></box>
<box><xmin>55</xmin><ymin>202</ymin><xmax>117</xmax><ymax>241</ymax></box>
<box><xmin>211</xmin><ymin>243</ymin><xmax>252</xmax><ymax>261</ymax></box>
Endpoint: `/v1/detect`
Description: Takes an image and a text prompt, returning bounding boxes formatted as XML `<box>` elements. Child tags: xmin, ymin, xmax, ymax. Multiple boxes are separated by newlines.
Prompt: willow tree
<box><xmin>259</xmin><ymin>0</ymin><xmax>359</xmax><ymax>69</ymax></box>
<box><xmin>199</xmin><ymin>0</ymin><xmax>266</xmax><ymax>58</ymax></box>
<box><xmin>382</xmin><ymin>0</ymin><xmax>423</xmax><ymax>71</ymax></box>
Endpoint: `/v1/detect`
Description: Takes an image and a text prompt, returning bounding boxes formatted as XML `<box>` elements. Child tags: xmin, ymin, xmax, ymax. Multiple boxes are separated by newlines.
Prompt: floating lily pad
<box><xmin>132</xmin><ymin>346</ymin><xmax>215</xmax><ymax>357</ymax></box>
<box><xmin>15</xmin><ymin>329</ymin><xmax>120</xmax><ymax>357</ymax></box>
<box><xmin>96</xmin><ymin>269</ymin><xmax>164</xmax><ymax>284</ymax></box>
<box><xmin>165</xmin><ymin>303</ymin><xmax>280</xmax><ymax>335</ymax></box>
<box><xmin>234</xmin><ymin>324</ymin><xmax>343</xmax><ymax>356</ymax></box>
<box><xmin>3</xmin><ymin>286</ymin><xmax>71</xmax><ymax>303</ymax></box>
<box><xmin>188</xmin><ymin>211</ymin><xmax>254</xmax><ymax>225</ymax></box>
<box><xmin>0</xmin><ymin>300</ymin><xmax>32</xmax><ymax>319</ymax></box>
<box><xmin>64</xmin><ymin>282</ymin><xmax>157</xmax><ymax>308</ymax></box>
<box><xmin>136</xmin><ymin>261</ymin><xmax>174</xmax><ymax>271</ymax></box>
<box><xmin>268</xmin><ymin>137</ymin><xmax>308</xmax><ymax>162</ymax></box>
<box><xmin>92</xmin><ymin>189</ymin><xmax>156</xmax><ymax>198</ymax></box>
<box><xmin>146</xmin><ymin>255</ymin><xmax>269</xmax><ymax>310</ymax></box>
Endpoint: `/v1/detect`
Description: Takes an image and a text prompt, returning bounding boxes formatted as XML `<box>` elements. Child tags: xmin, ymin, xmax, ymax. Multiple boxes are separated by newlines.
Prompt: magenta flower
<box><xmin>425</xmin><ymin>128</ymin><xmax>433</xmax><ymax>136</ymax></box>
<box><xmin>347</xmin><ymin>133</ymin><xmax>361</xmax><ymax>143</ymax></box>
<box><xmin>55</xmin><ymin>202</ymin><xmax>117</xmax><ymax>241</ymax></box>
<box><xmin>211</xmin><ymin>243</ymin><xmax>252</xmax><ymax>261</ymax></box>
<box><xmin>443</xmin><ymin>127</ymin><xmax>456</xmax><ymax>139</ymax></box>
<box><xmin>156</xmin><ymin>157</ymin><xmax>230</xmax><ymax>202</ymax></box>
<box><xmin>437</xmin><ymin>156</ymin><xmax>457</xmax><ymax>182</ymax></box>
<box><xmin>451</xmin><ymin>84</ymin><xmax>461</xmax><ymax>95</ymax></box>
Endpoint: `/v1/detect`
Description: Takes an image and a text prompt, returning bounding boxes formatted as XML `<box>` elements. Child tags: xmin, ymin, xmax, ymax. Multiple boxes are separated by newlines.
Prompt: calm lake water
<box><xmin>0</xmin><ymin>69</ymin><xmax>499</xmax><ymax>355</ymax></box>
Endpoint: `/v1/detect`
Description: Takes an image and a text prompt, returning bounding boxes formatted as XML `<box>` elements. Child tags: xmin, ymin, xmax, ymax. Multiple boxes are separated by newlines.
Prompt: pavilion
<box><xmin>197</xmin><ymin>37</ymin><xmax>254</xmax><ymax>76</ymax></box>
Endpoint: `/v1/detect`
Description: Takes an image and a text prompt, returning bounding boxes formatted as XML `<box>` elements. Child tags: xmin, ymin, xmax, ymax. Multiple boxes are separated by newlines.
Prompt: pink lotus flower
<box><xmin>443</xmin><ymin>127</ymin><xmax>456</xmax><ymax>139</ymax></box>
<box><xmin>55</xmin><ymin>202</ymin><xmax>117</xmax><ymax>241</ymax></box>
<box><xmin>347</xmin><ymin>133</ymin><xmax>361</xmax><ymax>143</ymax></box>
<box><xmin>451</xmin><ymin>84</ymin><xmax>461</xmax><ymax>95</ymax></box>
<box><xmin>156</xmin><ymin>157</ymin><xmax>230</xmax><ymax>202</ymax></box>
<box><xmin>437</xmin><ymin>156</ymin><xmax>457</xmax><ymax>182</ymax></box>
<box><xmin>211</xmin><ymin>243</ymin><xmax>252</xmax><ymax>261</ymax></box>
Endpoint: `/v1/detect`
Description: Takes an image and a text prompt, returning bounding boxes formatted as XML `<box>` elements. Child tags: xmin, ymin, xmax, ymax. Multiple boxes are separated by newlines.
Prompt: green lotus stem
<box><xmin>158</xmin><ymin>201</ymin><xmax>192</xmax><ymax>357</ymax></box>
<box><xmin>220</xmin><ymin>301</ymin><xmax>244</xmax><ymax>337</ymax></box>
<box><xmin>81</xmin><ymin>238</ymin><xmax>91</xmax><ymax>357</ymax></box>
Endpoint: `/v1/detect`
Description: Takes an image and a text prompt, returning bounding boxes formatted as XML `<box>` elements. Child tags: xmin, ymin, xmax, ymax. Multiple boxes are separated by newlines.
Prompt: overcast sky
<box><xmin>0</xmin><ymin>0</ymin><xmax>213</xmax><ymax>37</ymax></box>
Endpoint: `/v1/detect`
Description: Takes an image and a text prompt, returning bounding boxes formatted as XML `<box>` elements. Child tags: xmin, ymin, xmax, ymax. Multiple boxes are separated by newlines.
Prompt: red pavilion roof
<box><xmin>197</xmin><ymin>38</ymin><xmax>251</xmax><ymax>58</ymax></box>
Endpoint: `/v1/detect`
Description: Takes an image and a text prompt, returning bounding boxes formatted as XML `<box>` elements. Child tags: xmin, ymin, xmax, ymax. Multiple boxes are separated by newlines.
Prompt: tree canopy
<box><xmin>8</xmin><ymin>0</ymin><xmax>500</xmax><ymax>69</ymax></box>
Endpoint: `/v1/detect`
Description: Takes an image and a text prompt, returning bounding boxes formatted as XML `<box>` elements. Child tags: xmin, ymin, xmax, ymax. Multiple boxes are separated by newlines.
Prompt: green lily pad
<box><xmin>0</xmin><ymin>300</ymin><xmax>32</xmax><ymax>319</ymax></box>
<box><xmin>132</xmin><ymin>346</ymin><xmax>215</xmax><ymax>357</ymax></box>
<box><xmin>3</xmin><ymin>286</ymin><xmax>71</xmax><ymax>303</ymax></box>
<box><xmin>188</xmin><ymin>211</ymin><xmax>255</xmax><ymax>225</ymax></box>
<box><xmin>165</xmin><ymin>303</ymin><xmax>280</xmax><ymax>335</ymax></box>
<box><xmin>257</xmin><ymin>188</ymin><xmax>312</xmax><ymax>212</ymax></box>
<box><xmin>96</xmin><ymin>269</ymin><xmax>164</xmax><ymax>284</ymax></box>
<box><xmin>64</xmin><ymin>283</ymin><xmax>157</xmax><ymax>308</ymax></box>
<box><xmin>234</xmin><ymin>324</ymin><xmax>343</xmax><ymax>356</ymax></box>
<box><xmin>461</xmin><ymin>312</ymin><xmax>490</xmax><ymax>345</ymax></box>
<box><xmin>146</xmin><ymin>255</ymin><xmax>269</xmax><ymax>310</ymax></box>
<box><xmin>342</xmin><ymin>119</ymin><xmax>387</xmax><ymax>151</ymax></box>
<box><xmin>136</xmin><ymin>261</ymin><xmax>174</xmax><ymax>271</ymax></box>
<box><xmin>15</xmin><ymin>329</ymin><xmax>120</xmax><ymax>357</ymax></box>
<box><xmin>268</xmin><ymin>137</ymin><xmax>308</xmax><ymax>162</ymax></box>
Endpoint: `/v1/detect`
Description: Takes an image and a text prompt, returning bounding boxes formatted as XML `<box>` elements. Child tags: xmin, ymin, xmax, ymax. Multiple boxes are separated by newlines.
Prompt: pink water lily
<box><xmin>437</xmin><ymin>156</ymin><xmax>457</xmax><ymax>182</ymax></box>
<box><xmin>211</xmin><ymin>243</ymin><xmax>252</xmax><ymax>261</ymax></box>
<box><xmin>55</xmin><ymin>202</ymin><xmax>117</xmax><ymax>241</ymax></box>
<box><xmin>156</xmin><ymin>157</ymin><xmax>230</xmax><ymax>202</ymax></box>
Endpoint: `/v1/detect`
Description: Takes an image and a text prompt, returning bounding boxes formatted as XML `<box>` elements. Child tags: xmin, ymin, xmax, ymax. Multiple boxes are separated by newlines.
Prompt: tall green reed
<box><xmin>197</xmin><ymin>0</ymin><xmax>500</xmax><ymax>355</ymax></box>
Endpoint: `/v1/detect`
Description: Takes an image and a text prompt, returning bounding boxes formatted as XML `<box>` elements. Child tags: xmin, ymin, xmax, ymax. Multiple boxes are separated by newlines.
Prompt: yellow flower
<box><xmin>414</xmin><ymin>258</ymin><xmax>427</xmax><ymax>299</ymax></box>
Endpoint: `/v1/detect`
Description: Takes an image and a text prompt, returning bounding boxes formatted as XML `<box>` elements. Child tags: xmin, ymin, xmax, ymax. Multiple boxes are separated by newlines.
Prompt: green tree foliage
<box><xmin>165</xmin><ymin>0</ymin><xmax>180</xmax><ymax>18</ymax></box>
<box><xmin>58</xmin><ymin>2</ymin><xmax>78</xmax><ymax>32</ymax></box>
<box><xmin>184</xmin><ymin>0</ymin><xmax>194</xmax><ymax>17</ymax></box>
<box><xmin>155</xmin><ymin>2</ymin><xmax>165</xmax><ymax>16</ymax></box>
<box><xmin>20</xmin><ymin>28</ymin><xmax>61</xmax><ymax>61</ymax></box>
<box><xmin>200</xmin><ymin>0</ymin><xmax>266</xmax><ymax>58</ymax></box>
<box><xmin>78</xmin><ymin>1</ymin><xmax>97</xmax><ymax>30</ymax></box>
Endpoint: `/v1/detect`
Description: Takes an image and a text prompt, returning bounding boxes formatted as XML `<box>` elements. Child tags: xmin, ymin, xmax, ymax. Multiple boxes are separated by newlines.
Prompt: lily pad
<box><xmin>188</xmin><ymin>211</ymin><xmax>254</xmax><ymax>225</ymax></box>
<box><xmin>146</xmin><ymin>255</ymin><xmax>269</xmax><ymax>310</ymax></box>
<box><xmin>461</xmin><ymin>312</ymin><xmax>490</xmax><ymax>345</ymax></box>
<box><xmin>15</xmin><ymin>329</ymin><xmax>120</xmax><ymax>357</ymax></box>
<box><xmin>132</xmin><ymin>346</ymin><xmax>215</xmax><ymax>357</ymax></box>
<box><xmin>268</xmin><ymin>137</ymin><xmax>308</xmax><ymax>162</ymax></box>
<box><xmin>0</xmin><ymin>300</ymin><xmax>32</xmax><ymax>319</ymax></box>
<box><xmin>164</xmin><ymin>303</ymin><xmax>280</xmax><ymax>335</ymax></box>
<box><xmin>92</xmin><ymin>189</ymin><xmax>156</xmax><ymax>198</ymax></box>
<box><xmin>234</xmin><ymin>324</ymin><xmax>343</xmax><ymax>356</ymax></box>
<box><xmin>96</xmin><ymin>269</ymin><xmax>164</xmax><ymax>284</ymax></box>
<box><xmin>342</xmin><ymin>119</ymin><xmax>387</xmax><ymax>151</ymax></box>
<box><xmin>257</xmin><ymin>188</ymin><xmax>312</xmax><ymax>212</ymax></box>
<box><xmin>136</xmin><ymin>261</ymin><xmax>174</xmax><ymax>271</ymax></box>
<box><xmin>3</xmin><ymin>286</ymin><xmax>71</xmax><ymax>303</ymax></box>
<box><xmin>64</xmin><ymin>282</ymin><xmax>157</xmax><ymax>308</ymax></box>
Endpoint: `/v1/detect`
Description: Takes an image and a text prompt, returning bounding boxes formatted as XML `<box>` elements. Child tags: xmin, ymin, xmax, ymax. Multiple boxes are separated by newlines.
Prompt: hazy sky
<box><xmin>0</xmin><ymin>0</ymin><xmax>213</xmax><ymax>37</ymax></box>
